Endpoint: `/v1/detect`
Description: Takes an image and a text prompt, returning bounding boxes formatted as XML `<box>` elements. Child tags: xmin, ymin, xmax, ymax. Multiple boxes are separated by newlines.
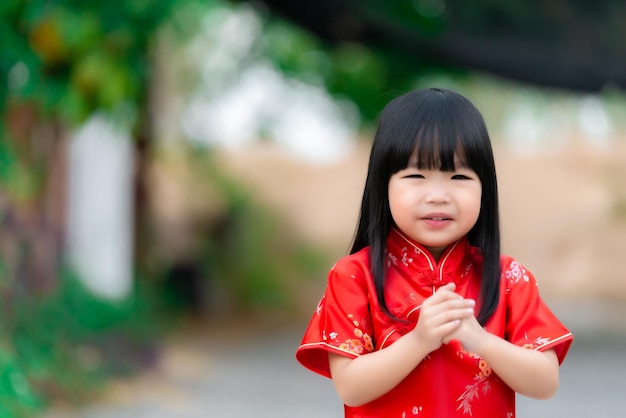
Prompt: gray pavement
<box><xmin>47</xmin><ymin>305</ymin><xmax>626</xmax><ymax>418</ymax></box>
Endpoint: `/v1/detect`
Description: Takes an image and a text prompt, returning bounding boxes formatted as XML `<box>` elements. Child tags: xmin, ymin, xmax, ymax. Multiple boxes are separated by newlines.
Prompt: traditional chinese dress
<box><xmin>296</xmin><ymin>227</ymin><xmax>573</xmax><ymax>418</ymax></box>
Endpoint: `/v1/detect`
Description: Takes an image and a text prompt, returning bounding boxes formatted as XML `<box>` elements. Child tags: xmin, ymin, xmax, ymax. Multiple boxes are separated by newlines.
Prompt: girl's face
<box><xmin>388</xmin><ymin>155</ymin><xmax>482</xmax><ymax>261</ymax></box>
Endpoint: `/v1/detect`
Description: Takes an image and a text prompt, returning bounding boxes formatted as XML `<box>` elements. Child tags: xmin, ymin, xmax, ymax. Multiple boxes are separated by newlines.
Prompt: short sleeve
<box><xmin>295</xmin><ymin>260</ymin><xmax>375</xmax><ymax>378</ymax></box>
<box><xmin>503</xmin><ymin>259</ymin><xmax>573</xmax><ymax>364</ymax></box>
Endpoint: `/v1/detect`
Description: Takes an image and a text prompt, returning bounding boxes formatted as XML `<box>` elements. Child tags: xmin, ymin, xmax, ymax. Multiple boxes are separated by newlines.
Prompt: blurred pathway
<box><xmin>46</xmin><ymin>309</ymin><xmax>626</xmax><ymax>418</ymax></box>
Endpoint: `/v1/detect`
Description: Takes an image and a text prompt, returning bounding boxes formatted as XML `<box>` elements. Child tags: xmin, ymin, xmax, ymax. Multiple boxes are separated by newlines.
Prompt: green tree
<box><xmin>0</xmin><ymin>0</ymin><xmax>184</xmax><ymax>413</ymax></box>
<box><xmin>0</xmin><ymin>0</ymin><xmax>181</xmax><ymax>293</ymax></box>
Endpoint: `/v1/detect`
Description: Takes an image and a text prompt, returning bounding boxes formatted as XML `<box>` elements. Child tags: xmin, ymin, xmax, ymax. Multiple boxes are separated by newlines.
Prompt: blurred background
<box><xmin>1</xmin><ymin>0</ymin><xmax>625</xmax><ymax>417</ymax></box>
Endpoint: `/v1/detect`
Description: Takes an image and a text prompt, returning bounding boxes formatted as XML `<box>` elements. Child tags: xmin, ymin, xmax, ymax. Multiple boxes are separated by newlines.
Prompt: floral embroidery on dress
<box><xmin>316</xmin><ymin>295</ymin><xmax>325</xmax><ymax>316</ymax></box>
<box><xmin>387</xmin><ymin>250</ymin><xmax>399</xmax><ymax>267</ymax></box>
<box><xmin>456</xmin><ymin>348</ymin><xmax>493</xmax><ymax>416</ymax></box>
<box><xmin>504</xmin><ymin>261</ymin><xmax>533</xmax><ymax>296</ymax></box>
<box><xmin>460</xmin><ymin>262</ymin><xmax>473</xmax><ymax>279</ymax></box>
<box><xmin>387</xmin><ymin>246</ymin><xmax>422</xmax><ymax>268</ymax></box>
<box><xmin>400</xmin><ymin>246</ymin><xmax>414</xmax><ymax>266</ymax></box>
<box><xmin>337</xmin><ymin>314</ymin><xmax>374</xmax><ymax>355</ymax></box>
<box><xmin>521</xmin><ymin>334</ymin><xmax>551</xmax><ymax>350</ymax></box>
<box><xmin>504</xmin><ymin>261</ymin><xmax>529</xmax><ymax>287</ymax></box>
<box><xmin>401</xmin><ymin>405</ymin><xmax>423</xmax><ymax>417</ymax></box>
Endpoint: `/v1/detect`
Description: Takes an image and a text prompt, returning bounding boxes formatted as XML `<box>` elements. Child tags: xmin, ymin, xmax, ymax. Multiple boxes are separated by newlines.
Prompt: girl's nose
<box><xmin>425</xmin><ymin>183</ymin><xmax>451</xmax><ymax>204</ymax></box>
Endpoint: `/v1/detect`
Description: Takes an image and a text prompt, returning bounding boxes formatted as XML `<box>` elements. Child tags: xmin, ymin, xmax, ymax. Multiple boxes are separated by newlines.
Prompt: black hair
<box><xmin>350</xmin><ymin>87</ymin><xmax>500</xmax><ymax>326</ymax></box>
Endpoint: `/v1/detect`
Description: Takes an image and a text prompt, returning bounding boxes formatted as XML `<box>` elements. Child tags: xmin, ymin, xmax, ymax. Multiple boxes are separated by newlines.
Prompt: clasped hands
<box><xmin>410</xmin><ymin>282</ymin><xmax>486</xmax><ymax>355</ymax></box>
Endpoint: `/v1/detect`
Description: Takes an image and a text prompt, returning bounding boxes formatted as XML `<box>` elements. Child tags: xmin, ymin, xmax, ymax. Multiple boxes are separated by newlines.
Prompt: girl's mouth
<box><xmin>423</xmin><ymin>214</ymin><xmax>452</xmax><ymax>221</ymax></box>
<box><xmin>422</xmin><ymin>214</ymin><xmax>453</xmax><ymax>227</ymax></box>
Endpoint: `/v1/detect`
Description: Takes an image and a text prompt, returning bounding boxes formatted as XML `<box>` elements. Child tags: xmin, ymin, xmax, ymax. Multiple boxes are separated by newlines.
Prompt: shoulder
<box><xmin>499</xmin><ymin>255</ymin><xmax>536</xmax><ymax>289</ymax></box>
<box><xmin>330</xmin><ymin>247</ymin><xmax>371</xmax><ymax>278</ymax></box>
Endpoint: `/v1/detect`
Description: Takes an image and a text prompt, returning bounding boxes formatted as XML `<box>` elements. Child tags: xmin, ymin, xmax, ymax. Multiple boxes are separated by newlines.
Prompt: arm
<box><xmin>329</xmin><ymin>283</ymin><xmax>475</xmax><ymax>407</ymax></box>
<box><xmin>445</xmin><ymin>315</ymin><xmax>560</xmax><ymax>399</ymax></box>
<box><xmin>328</xmin><ymin>333</ymin><xmax>429</xmax><ymax>407</ymax></box>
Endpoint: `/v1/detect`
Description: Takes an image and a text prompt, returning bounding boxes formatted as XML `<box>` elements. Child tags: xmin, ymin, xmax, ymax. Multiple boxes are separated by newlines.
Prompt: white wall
<box><xmin>66</xmin><ymin>115</ymin><xmax>135</xmax><ymax>300</ymax></box>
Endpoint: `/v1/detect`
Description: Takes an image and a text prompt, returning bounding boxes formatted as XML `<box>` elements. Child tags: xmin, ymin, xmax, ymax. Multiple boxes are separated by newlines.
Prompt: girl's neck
<box><xmin>427</xmin><ymin>247</ymin><xmax>445</xmax><ymax>262</ymax></box>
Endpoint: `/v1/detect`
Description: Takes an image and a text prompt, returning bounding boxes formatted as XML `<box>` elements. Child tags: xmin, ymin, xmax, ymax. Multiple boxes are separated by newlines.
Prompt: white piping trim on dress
<box><xmin>298</xmin><ymin>341</ymin><xmax>363</xmax><ymax>357</ymax></box>
<box><xmin>405</xmin><ymin>304</ymin><xmax>423</xmax><ymax>318</ymax></box>
<box><xmin>393</xmin><ymin>228</ymin><xmax>462</xmax><ymax>294</ymax></box>
<box><xmin>436</xmin><ymin>240</ymin><xmax>461</xmax><ymax>294</ymax></box>
<box><xmin>438</xmin><ymin>240</ymin><xmax>460</xmax><ymax>280</ymax></box>
<box><xmin>394</xmin><ymin>228</ymin><xmax>434</xmax><ymax>272</ymax></box>
<box><xmin>379</xmin><ymin>329</ymin><xmax>397</xmax><ymax>349</ymax></box>
<box><xmin>532</xmin><ymin>332</ymin><xmax>573</xmax><ymax>352</ymax></box>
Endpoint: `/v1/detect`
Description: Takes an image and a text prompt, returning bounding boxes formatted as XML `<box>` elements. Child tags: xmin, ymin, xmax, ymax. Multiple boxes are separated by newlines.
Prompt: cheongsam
<box><xmin>296</xmin><ymin>227</ymin><xmax>573</xmax><ymax>418</ymax></box>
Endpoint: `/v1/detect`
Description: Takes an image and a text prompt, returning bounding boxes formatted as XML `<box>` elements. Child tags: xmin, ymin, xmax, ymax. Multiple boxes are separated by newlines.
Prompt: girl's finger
<box><xmin>424</xmin><ymin>284</ymin><xmax>460</xmax><ymax>305</ymax></box>
<box><xmin>438</xmin><ymin>282</ymin><xmax>456</xmax><ymax>293</ymax></box>
<box><xmin>423</xmin><ymin>296</ymin><xmax>475</xmax><ymax>314</ymax></box>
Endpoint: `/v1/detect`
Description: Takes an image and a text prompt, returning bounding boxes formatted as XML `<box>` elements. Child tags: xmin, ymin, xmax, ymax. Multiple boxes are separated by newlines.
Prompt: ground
<box><xmin>46</xmin><ymin>318</ymin><xmax>626</xmax><ymax>418</ymax></box>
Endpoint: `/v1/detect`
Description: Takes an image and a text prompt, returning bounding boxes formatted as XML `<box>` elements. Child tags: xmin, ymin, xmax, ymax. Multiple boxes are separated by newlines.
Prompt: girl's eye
<box><xmin>451</xmin><ymin>174</ymin><xmax>471</xmax><ymax>180</ymax></box>
<box><xmin>405</xmin><ymin>174</ymin><xmax>425</xmax><ymax>179</ymax></box>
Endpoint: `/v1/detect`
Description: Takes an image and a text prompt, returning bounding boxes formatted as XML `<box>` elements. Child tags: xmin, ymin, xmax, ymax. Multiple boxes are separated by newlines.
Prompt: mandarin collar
<box><xmin>386</xmin><ymin>227</ymin><xmax>476</xmax><ymax>287</ymax></box>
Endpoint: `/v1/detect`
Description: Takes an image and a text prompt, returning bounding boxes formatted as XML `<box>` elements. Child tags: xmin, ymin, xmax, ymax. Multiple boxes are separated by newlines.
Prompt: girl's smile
<box><xmin>421</xmin><ymin>212</ymin><xmax>454</xmax><ymax>227</ymax></box>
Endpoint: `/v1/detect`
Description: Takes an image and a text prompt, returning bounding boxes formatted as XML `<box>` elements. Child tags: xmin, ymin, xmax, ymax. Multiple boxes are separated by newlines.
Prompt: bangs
<box><xmin>371</xmin><ymin>87</ymin><xmax>489</xmax><ymax>184</ymax></box>
<box><xmin>409</xmin><ymin>126</ymin><xmax>467</xmax><ymax>172</ymax></box>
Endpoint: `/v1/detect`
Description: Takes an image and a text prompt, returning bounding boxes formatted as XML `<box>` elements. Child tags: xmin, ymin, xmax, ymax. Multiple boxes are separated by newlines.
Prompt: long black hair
<box><xmin>350</xmin><ymin>88</ymin><xmax>500</xmax><ymax>326</ymax></box>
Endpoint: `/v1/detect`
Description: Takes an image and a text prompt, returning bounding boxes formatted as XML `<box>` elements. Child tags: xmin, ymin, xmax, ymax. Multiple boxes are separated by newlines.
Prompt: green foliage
<box><xmin>0</xmin><ymin>2</ymin><xmax>188</xmax><ymax>411</ymax></box>
<box><xmin>0</xmin><ymin>130</ymin><xmax>44</xmax><ymax>202</ymax></box>
<box><xmin>1</xmin><ymin>0</ymin><xmax>179</xmax><ymax>127</ymax></box>
<box><xmin>0</xmin><ymin>348</ymin><xmax>40</xmax><ymax>418</ymax></box>
<box><xmin>361</xmin><ymin>0</ymin><xmax>448</xmax><ymax>35</ymax></box>
<box><xmin>262</xmin><ymin>19</ymin><xmax>332</xmax><ymax>83</ymax></box>
<box><xmin>0</xmin><ymin>269</ymin><xmax>164</xmax><ymax>416</ymax></box>
<box><xmin>185</xmin><ymin>150</ymin><xmax>332</xmax><ymax>314</ymax></box>
<box><xmin>256</xmin><ymin>5</ymin><xmax>464</xmax><ymax>124</ymax></box>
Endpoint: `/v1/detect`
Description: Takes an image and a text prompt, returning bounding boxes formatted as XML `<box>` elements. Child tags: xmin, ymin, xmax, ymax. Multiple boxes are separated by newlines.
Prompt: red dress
<box><xmin>296</xmin><ymin>228</ymin><xmax>573</xmax><ymax>418</ymax></box>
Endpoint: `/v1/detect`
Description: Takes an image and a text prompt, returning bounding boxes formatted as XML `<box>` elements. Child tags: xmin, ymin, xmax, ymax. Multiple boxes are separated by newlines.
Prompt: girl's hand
<box><xmin>410</xmin><ymin>282</ymin><xmax>476</xmax><ymax>353</ymax></box>
<box><xmin>444</xmin><ymin>317</ymin><xmax>561</xmax><ymax>400</ymax></box>
<box><xmin>442</xmin><ymin>311</ymin><xmax>486</xmax><ymax>353</ymax></box>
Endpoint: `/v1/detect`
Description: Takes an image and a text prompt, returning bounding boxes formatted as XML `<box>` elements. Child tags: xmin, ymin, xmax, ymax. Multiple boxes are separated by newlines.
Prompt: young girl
<box><xmin>296</xmin><ymin>88</ymin><xmax>573</xmax><ymax>417</ymax></box>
